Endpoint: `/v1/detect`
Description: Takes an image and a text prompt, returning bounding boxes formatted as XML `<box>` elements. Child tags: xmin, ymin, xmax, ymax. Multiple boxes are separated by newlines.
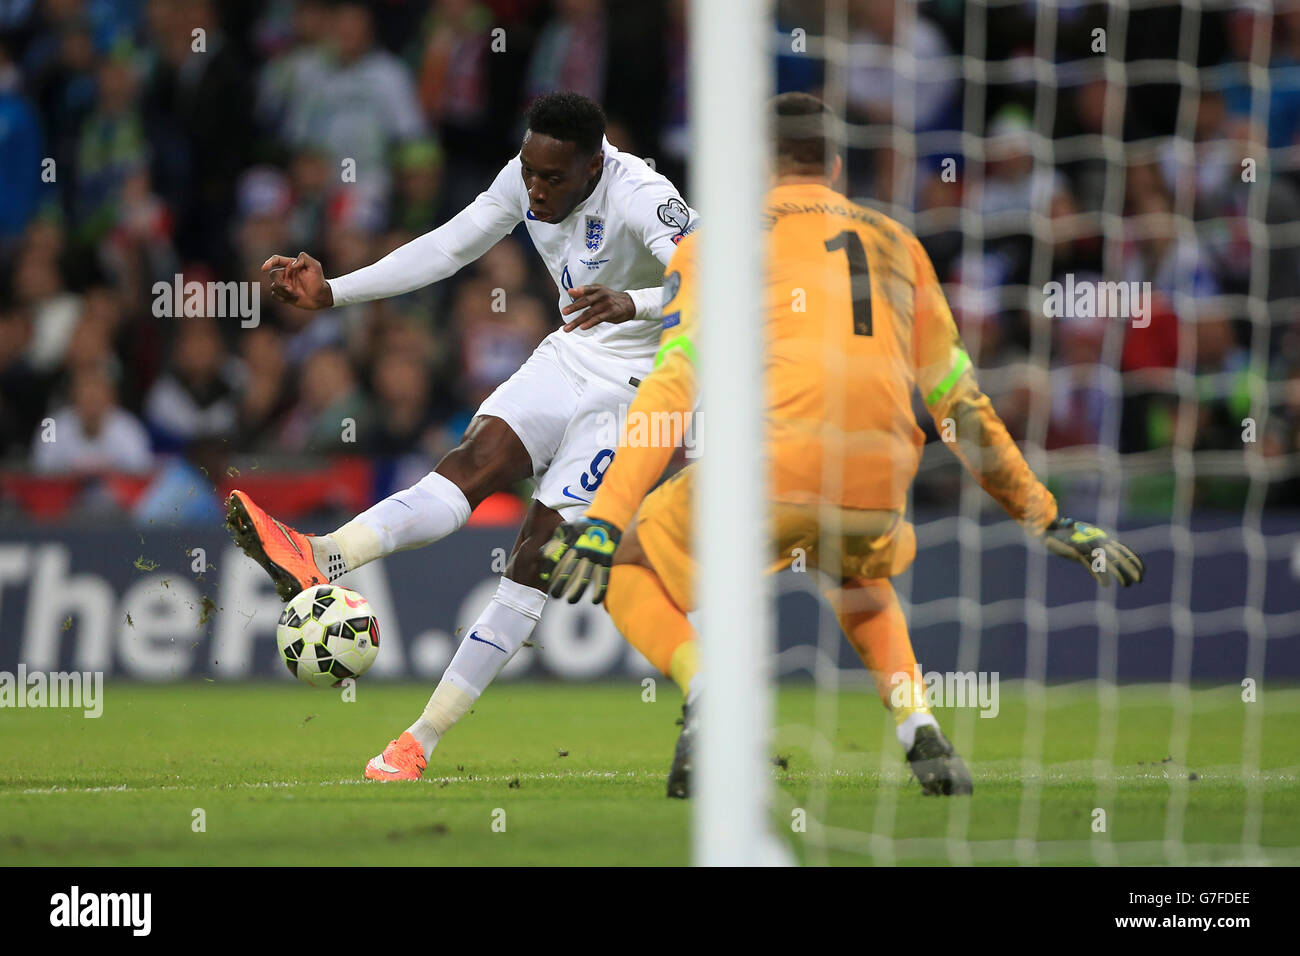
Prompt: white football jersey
<box><xmin>327</xmin><ymin>138</ymin><xmax>697</xmax><ymax>364</ymax></box>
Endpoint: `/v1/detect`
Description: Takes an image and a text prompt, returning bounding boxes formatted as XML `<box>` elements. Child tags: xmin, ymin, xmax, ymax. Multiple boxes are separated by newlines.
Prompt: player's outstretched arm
<box><xmin>924</xmin><ymin>375</ymin><xmax>1145</xmax><ymax>587</ymax></box>
<box><xmin>301</xmin><ymin>161</ymin><xmax>523</xmax><ymax>309</ymax></box>
<box><xmin>908</xmin><ymin>233</ymin><xmax>1144</xmax><ymax>587</ymax></box>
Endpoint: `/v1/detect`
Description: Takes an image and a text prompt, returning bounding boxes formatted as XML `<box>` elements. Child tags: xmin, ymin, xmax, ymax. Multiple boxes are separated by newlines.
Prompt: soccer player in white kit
<box><xmin>225</xmin><ymin>92</ymin><xmax>697</xmax><ymax>781</ymax></box>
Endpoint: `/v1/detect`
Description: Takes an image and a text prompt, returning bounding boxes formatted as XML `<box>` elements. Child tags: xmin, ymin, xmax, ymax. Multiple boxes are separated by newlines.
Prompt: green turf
<box><xmin>0</xmin><ymin>681</ymin><xmax>1297</xmax><ymax>865</ymax></box>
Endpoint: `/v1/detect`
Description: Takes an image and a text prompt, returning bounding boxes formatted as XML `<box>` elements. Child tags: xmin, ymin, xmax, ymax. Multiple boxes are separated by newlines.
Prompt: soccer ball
<box><xmin>275</xmin><ymin>584</ymin><xmax>380</xmax><ymax>688</ymax></box>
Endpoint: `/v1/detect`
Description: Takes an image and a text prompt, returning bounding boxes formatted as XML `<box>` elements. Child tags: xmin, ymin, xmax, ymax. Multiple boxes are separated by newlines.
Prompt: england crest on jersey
<box><xmin>585</xmin><ymin>216</ymin><xmax>605</xmax><ymax>252</ymax></box>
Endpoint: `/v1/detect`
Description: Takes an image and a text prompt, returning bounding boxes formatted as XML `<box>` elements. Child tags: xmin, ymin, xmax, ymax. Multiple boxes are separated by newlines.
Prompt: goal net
<box><xmin>693</xmin><ymin>0</ymin><xmax>1300</xmax><ymax>865</ymax></box>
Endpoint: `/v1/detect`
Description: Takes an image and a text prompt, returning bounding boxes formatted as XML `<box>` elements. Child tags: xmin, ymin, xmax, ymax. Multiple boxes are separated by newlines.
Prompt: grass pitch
<box><xmin>1</xmin><ymin>681</ymin><xmax>1297</xmax><ymax>866</ymax></box>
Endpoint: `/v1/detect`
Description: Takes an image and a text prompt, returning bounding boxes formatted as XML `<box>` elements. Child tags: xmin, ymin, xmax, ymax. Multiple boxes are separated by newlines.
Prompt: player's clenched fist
<box><xmin>1042</xmin><ymin>517</ymin><xmax>1145</xmax><ymax>587</ymax></box>
<box><xmin>540</xmin><ymin>518</ymin><xmax>622</xmax><ymax>603</ymax></box>
<box><xmin>262</xmin><ymin>252</ymin><xmax>334</xmax><ymax>309</ymax></box>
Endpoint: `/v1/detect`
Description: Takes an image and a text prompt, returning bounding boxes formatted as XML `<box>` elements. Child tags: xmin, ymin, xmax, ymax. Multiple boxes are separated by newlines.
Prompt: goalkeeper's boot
<box><xmin>225</xmin><ymin>490</ymin><xmax>327</xmax><ymax>601</ymax></box>
<box><xmin>666</xmin><ymin>701</ymin><xmax>696</xmax><ymax>799</ymax></box>
<box><xmin>907</xmin><ymin>725</ymin><xmax>973</xmax><ymax>796</ymax></box>
<box><xmin>364</xmin><ymin>732</ymin><xmax>427</xmax><ymax>782</ymax></box>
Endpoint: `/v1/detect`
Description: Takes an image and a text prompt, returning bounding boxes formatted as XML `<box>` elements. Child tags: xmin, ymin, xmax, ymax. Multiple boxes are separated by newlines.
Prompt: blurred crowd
<box><xmin>794</xmin><ymin>0</ymin><xmax>1300</xmax><ymax>510</ymax></box>
<box><xmin>0</xmin><ymin>0</ymin><xmax>1298</xmax><ymax>522</ymax></box>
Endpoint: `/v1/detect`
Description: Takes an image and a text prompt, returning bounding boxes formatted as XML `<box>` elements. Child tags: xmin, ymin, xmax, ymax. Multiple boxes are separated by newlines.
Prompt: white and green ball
<box><xmin>275</xmin><ymin>584</ymin><xmax>380</xmax><ymax>688</ymax></box>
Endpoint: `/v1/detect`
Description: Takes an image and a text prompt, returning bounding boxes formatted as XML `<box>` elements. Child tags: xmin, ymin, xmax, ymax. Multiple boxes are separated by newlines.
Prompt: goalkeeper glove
<box><xmin>539</xmin><ymin>517</ymin><xmax>622</xmax><ymax>604</ymax></box>
<box><xmin>1042</xmin><ymin>517</ymin><xmax>1145</xmax><ymax>587</ymax></box>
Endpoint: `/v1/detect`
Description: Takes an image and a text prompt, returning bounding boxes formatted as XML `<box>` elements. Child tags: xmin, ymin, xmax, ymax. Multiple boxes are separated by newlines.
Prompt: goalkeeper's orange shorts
<box><xmin>630</xmin><ymin>463</ymin><xmax>918</xmax><ymax>612</ymax></box>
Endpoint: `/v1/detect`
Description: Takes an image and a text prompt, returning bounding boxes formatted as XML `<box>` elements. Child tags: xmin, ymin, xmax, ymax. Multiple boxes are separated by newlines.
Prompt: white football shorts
<box><xmin>474</xmin><ymin>331</ymin><xmax>652</xmax><ymax>514</ymax></box>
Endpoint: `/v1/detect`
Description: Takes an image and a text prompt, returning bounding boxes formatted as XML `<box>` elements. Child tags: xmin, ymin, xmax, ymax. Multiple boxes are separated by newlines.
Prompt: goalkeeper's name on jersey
<box><xmin>595</xmin><ymin>405</ymin><xmax>702</xmax><ymax>458</ymax></box>
<box><xmin>761</xmin><ymin>197</ymin><xmax>885</xmax><ymax>231</ymax></box>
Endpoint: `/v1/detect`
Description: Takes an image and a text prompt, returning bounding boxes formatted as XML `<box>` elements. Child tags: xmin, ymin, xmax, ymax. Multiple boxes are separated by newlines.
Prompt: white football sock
<box><xmin>896</xmin><ymin>710</ymin><xmax>940</xmax><ymax>752</ymax></box>
<box><xmin>308</xmin><ymin>535</ymin><xmax>348</xmax><ymax>581</ymax></box>
<box><xmin>405</xmin><ymin>577</ymin><xmax>548</xmax><ymax>761</ymax></box>
<box><xmin>334</xmin><ymin>470</ymin><xmax>471</xmax><ymax>571</ymax></box>
<box><xmin>406</xmin><ymin>681</ymin><xmax>475</xmax><ymax>760</ymax></box>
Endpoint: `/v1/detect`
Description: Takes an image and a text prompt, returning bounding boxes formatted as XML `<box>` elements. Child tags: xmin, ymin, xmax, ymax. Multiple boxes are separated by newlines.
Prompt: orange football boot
<box><xmin>364</xmin><ymin>732</ymin><xmax>428</xmax><ymax>782</ymax></box>
<box><xmin>225</xmin><ymin>490</ymin><xmax>327</xmax><ymax>601</ymax></box>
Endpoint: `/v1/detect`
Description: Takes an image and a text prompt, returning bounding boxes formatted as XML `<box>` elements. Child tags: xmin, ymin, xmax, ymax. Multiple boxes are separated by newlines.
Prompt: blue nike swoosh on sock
<box><xmin>468</xmin><ymin>630</ymin><xmax>507</xmax><ymax>653</ymax></box>
<box><xmin>561</xmin><ymin>486</ymin><xmax>591</xmax><ymax>503</ymax></box>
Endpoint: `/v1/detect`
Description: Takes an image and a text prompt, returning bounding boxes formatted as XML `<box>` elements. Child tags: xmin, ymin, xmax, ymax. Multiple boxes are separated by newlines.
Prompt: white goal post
<box><xmin>689</xmin><ymin>0</ymin><xmax>784</xmax><ymax>865</ymax></box>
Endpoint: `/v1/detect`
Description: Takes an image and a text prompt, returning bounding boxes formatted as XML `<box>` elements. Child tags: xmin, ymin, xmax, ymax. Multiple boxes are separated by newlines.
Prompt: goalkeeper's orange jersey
<box><xmin>587</xmin><ymin>181</ymin><xmax>1057</xmax><ymax>536</ymax></box>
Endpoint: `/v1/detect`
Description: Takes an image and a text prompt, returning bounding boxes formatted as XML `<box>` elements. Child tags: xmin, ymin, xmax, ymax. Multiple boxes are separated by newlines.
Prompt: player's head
<box><xmin>520</xmin><ymin>91</ymin><xmax>607</xmax><ymax>223</ymax></box>
<box><xmin>771</xmin><ymin>92</ymin><xmax>842</xmax><ymax>185</ymax></box>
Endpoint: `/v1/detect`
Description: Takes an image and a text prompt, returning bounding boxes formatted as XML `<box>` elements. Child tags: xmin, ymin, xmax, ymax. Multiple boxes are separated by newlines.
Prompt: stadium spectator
<box><xmin>0</xmin><ymin>303</ymin><xmax>51</xmax><ymax>459</ymax></box>
<box><xmin>1046</xmin><ymin>303</ymin><xmax>1111</xmax><ymax>450</ymax></box>
<box><xmin>365</xmin><ymin>348</ymin><xmax>440</xmax><ymax>456</ymax></box>
<box><xmin>975</xmin><ymin>105</ymin><xmax>1074</xmax><ymax>290</ymax></box>
<box><xmin>81</xmin><ymin>281</ymin><xmax>158</xmax><ymax>410</ymax></box>
<box><xmin>1155</xmin><ymin>88</ymin><xmax>1300</xmax><ymax>309</ymax></box>
<box><xmin>1124</xmin><ymin>186</ymin><xmax>1221</xmax><ymax>314</ymax></box>
<box><xmin>142</xmin><ymin>0</ymin><xmax>253</xmax><ymax>268</ymax></box>
<box><xmin>914</xmin><ymin>165</ymin><xmax>963</xmax><ymax>287</ymax></box>
<box><xmin>98</xmin><ymin>166</ymin><xmax>177</xmax><ymax>300</ymax></box>
<box><xmin>0</xmin><ymin>40</ymin><xmax>45</xmax><ymax>250</ymax></box>
<box><xmin>525</xmin><ymin>0</ymin><xmax>606</xmax><ymax>106</ymax></box>
<box><xmin>1193</xmin><ymin>316</ymin><xmax>1255</xmax><ymax>451</ymax></box>
<box><xmin>1047</xmin><ymin>188</ymin><xmax>1103</xmax><ymax>282</ymax></box>
<box><xmin>60</xmin><ymin>302</ymin><xmax>122</xmax><ymax>386</ymax></box>
<box><xmin>391</xmin><ymin>138</ymin><xmax>445</xmax><ymax>236</ymax></box>
<box><xmin>410</xmin><ymin>0</ymin><xmax>528</xmax><ymax>213</ymax></box>
<box><xmin>414</xmin><ymin>0</ymin><xmax>493</xmax><ymax>133</ymax></box>
<box><xmin>284</xmin><ymin>146</ymin><xmax>335</xmax><ymax>252</ymax></box>
<box><xmin>277</xmin><ymin>345</ymin><xmax>369</xmax><ymax>454</ymax></box>
<box><xmin>23</xmin><ymin>3</ymin><xmax>102</xmax><ymax>214</ymax></box>
<box><xmin>452</xmin><ymin>277</ymin><xmax>548</xmax><ymax>409</ymax></box>
<box><xmin>142</xmin><ymin>317</ymin><xmax>239</xmax><ymax>452</ymax></box>
<box><xmin>234</xmin><ymin>325</ymin><xmax>293</xmax><ymax>453</ymax></box>
<box><xmin>946</xmin><ymin>248</ymin><xmax>1016</xmax><ymax>366</ymax></box>
<box><xmin>1056</xmin><ymin>78</ymin><xmax>1126</xmax><ymax>216</ymax></box>
<box><xmin>1220</xmin><ymin>7</ymin><xmax>1300</xmax><ymax>152</ymax></box>
<box><xmin>255</xmin><ymin>0</ymin><xmax>331</xmax><ymax>132</ymax></box>
<box><xmin>977</xmin><ymin>105</ymin><xmax>1071</xmax><ymax>218</ymax></box>
<box><xmin>31</xmin><ymin>364</ymin><xmax>151</xmax><ymax>473</ymax></box>
<box><xmin>72</xmin><ymin>50</ymin><xmax>146</xmax><ymax>247</ymax></box>
<box><xmin>277</xmin><ymin>1</ymin><xmax>425</xmax><ymax>229</ymax></box>
<box><xmin>231</xmin><ymin>165</ymin><xmax>294</xmax><ymax>283</ymax></box>
<box><xmin>132</xmin><ymin>434</ymin><xmax>228</xmax><ymax>525</ymax></box>
<box><xmin>844</xmin><ymin>0</ymin><xmax>958</xmax><ymax>133</ymax></box>
<box><xmin>12</xmin><ymin>239</ymin><xmax>80</xmax><ymax>374</ymax></box>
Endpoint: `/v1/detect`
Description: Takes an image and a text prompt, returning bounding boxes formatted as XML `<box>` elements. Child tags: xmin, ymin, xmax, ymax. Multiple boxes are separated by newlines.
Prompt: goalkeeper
<box><xmin>541</xmin><ymin>93</ymin><xmax>1145</xmax><ymax>798</ymax></box>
